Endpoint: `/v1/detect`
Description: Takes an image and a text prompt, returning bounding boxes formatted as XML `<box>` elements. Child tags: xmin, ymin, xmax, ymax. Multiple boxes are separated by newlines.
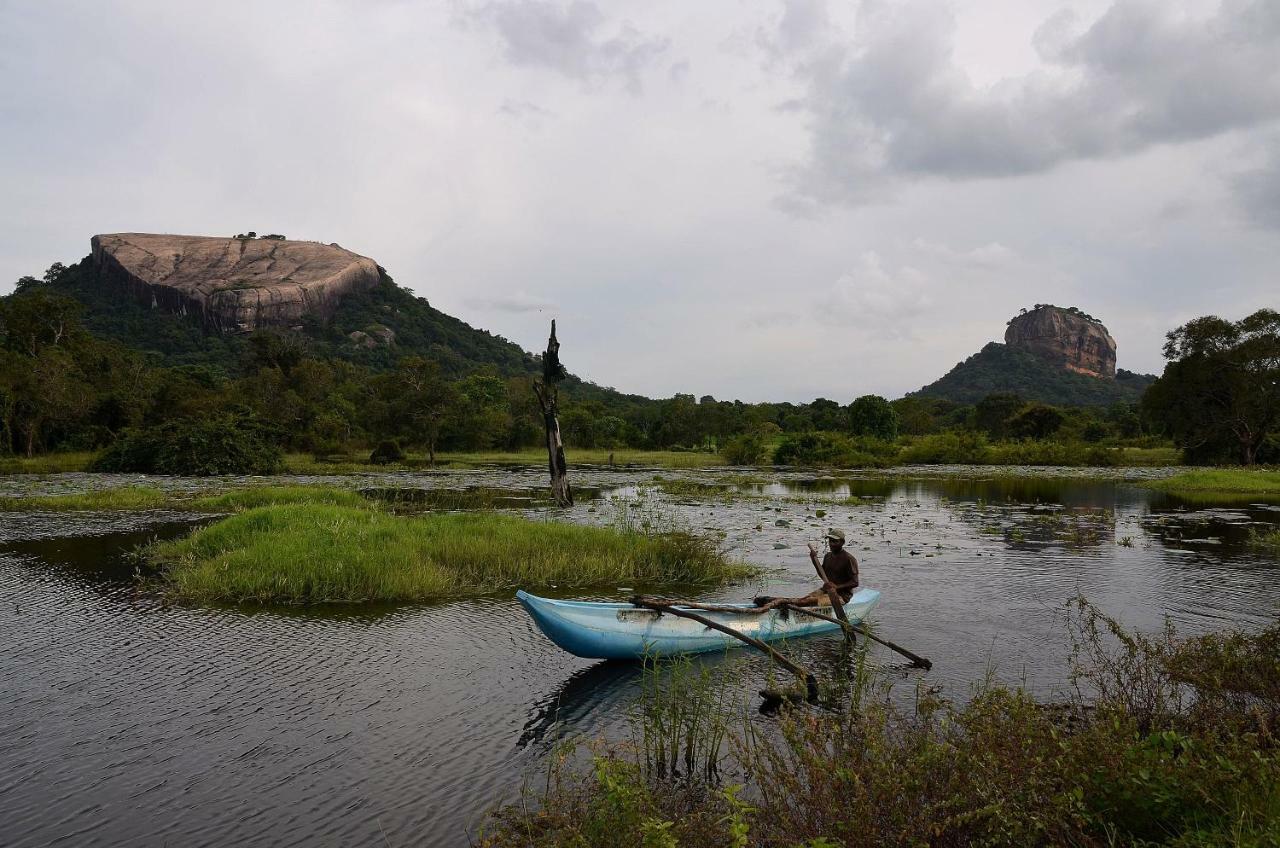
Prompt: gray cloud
<box><xmin>1232</xmin><ymin>143</ymin><xmax>1280</xmax><ymax>229</ymax></box>
<box><xmin>462</xmin><ymin>1</ymin><xmax>669</xmax><ymax>94</ymax></box>
<box><xmin>786</xmin><ymin>0</ymin><xmax>1280</xmax><ymax>207</ymax></box>
<box><xmin>464</xmin><ymin>291</ymin><xmax>557</xmax><ymax>313</ymax></box>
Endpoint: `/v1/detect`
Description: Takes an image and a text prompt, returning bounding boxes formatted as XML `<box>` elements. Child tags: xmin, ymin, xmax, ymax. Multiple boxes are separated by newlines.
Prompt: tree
<box><xmin>847</xmin><ymin>395</ymin><xmax>899</xmax><ymax>440</ymax></box>
<box><xmin>1006</xmin><ymin>403</ymin><xmax>1065</xmax><ymax>440</ymax></box>
<box><xmin>1143</xmin><ymin>309</ymin><xmax>1280</xmax><ymax>465</ymax></box>
<box><xmin>974</xmin><ymin>393</ymin><xmax>1025</xmax><ymax>440</ymax></box>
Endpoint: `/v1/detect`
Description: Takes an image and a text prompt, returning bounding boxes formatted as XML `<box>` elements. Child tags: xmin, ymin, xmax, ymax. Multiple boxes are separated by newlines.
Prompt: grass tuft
<box><xmin>186</xmin><ymin>485</ymin><xmax>368</xmax><ymax>512</ymax></box>
<box><xmin>148</xmin><ymin>503</ymin><xmax>752</xmax><ymax>604</ymax></box>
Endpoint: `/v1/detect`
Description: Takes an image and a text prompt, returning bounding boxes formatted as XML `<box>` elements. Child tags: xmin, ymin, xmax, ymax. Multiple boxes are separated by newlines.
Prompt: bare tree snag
<box><xmin>533</xmin><ymin>320</ymin><xmax>573</xmax><ymax>507</ymax></box>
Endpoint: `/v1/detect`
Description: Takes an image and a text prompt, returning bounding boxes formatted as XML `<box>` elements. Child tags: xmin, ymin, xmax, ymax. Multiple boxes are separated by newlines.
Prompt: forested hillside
<box><xmin>912</xmin><ymin>342</ymin><xmax>1155</xmax><ymax>406</ymax></box>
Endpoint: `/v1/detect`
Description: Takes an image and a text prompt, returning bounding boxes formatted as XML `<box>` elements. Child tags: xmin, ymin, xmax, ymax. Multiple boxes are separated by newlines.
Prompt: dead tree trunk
<box><xmin>533</xmin><ymin>320</ymin><xmax>573</xmax><ymax>507</ymax></box>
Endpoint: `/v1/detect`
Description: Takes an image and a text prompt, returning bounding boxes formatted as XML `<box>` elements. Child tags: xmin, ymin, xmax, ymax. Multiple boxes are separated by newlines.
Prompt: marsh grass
<box><xmin>1248</xmin><ymin>527</ymin><xmax>1280</xmax><ymax>556</ymax></box>
<box><xmin>480</xmin><ymin>601</ymin><xmax>1280</xmax><ymax>847</ymax></box>
<box><xmin>0</xmin><ymin>452</ymin><xmax>97</xmax><ymax>474</ymax></box>
<box><xmin>0</xmin><ymin>485</ymin><xmax>169</xmax><ymax>511</ymax></box>
<box><xmin>0</xmin><ymin>484</ymin><xmax>368</xmax><ymax>513</ymax></box>
<box><xmin>1146</xmin><ymin>468</ymin><xmax>1280</xmax><ymax>496</ymax></box>
<box><xmin>186</xmin><ymin>486</ymin><xmax>369</xmax><ymax>512</ymax></box>
<box><xmin>148</xmin><ymin>503</ymin><xmax>753</xmax><ymax>604</ymax></box>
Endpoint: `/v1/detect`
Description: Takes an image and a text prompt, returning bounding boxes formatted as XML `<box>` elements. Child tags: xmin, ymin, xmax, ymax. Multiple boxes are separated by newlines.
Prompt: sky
<box><xmin>1</xmin><ymin>0</ymin><xmax>1277</xmax><ymax>403</ymax></box>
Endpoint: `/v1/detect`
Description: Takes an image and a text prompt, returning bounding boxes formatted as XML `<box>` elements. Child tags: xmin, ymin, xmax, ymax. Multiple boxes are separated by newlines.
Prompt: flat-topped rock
<box><xmin>1005</xmin><ymin>305</ymin><xmax>1117</xmax><ymax>379</ymax></box>
<box><xmin>91</xmin><ymin>233</ymin><xmax>381</xmax><ymax>333</ymax></box>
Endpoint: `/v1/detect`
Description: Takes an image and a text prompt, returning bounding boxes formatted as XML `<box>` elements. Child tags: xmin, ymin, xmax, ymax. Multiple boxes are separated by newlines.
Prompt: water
<box><xmin>2</xmin><ymin>466</ymin><xmax>1278</xmax><ymax>846</ymax></box>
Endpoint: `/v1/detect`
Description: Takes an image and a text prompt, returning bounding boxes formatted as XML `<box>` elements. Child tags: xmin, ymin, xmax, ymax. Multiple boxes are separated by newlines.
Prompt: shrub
<box><xmin>898</xmin><ymin>431</ymin><xmax>992</xmax><ymax>464</ymax></box>
<box><xmin>369</xmin><ymin>439</ymin><xmax>405</xmax><ymax>465</ymax></box>
<box><xmin>720</xmin><ymin>433</ymin><xmax>765</xmax><ymax>465</ymax></box>
<box><xmin>92</xmin><ymin>415</ymin><xmax>282</xmax><ymax>476</ymax></box>
<box><xmin>772</xmin><ymin>432</ymin><xmax>896</xmax><ymax>468</ymax></box>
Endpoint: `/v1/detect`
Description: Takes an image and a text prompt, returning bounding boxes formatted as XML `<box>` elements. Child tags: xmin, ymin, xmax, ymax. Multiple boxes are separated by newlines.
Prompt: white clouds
<box><xmin>821</xmin><ymin>252</ymin><xmax>934</xmax><ymax>334</ymax></box>
<box><xmin>464</xmin><ymin>291</ymin><xmax>558</xmax><ymax>313</ymax></box>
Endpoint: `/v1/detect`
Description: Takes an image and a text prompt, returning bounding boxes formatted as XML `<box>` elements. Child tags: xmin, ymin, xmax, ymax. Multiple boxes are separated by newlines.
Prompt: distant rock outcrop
<box><xmin>1004</xmin><ymin>305</ymin><xmax>1117</xmax><ymax>378</ymax></box>
<box><xmin>90</xmin><ymin>233</ymin><xmax>381</xmax><ymax>333</ymax></box>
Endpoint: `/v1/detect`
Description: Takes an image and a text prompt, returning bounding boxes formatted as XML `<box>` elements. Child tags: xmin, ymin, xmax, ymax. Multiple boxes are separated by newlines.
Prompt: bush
<box><xmin>773</xmin><ymin>432</ymin><xmax>896</xmax><ymax>468</ymax></box>
<box><xmin>898</xmin><ymin>431</ymin><xmax>992</xmax><ymax>464</ymax></box>
<box><xmin>93</xmin><ymin>415</ymin><xmax>282</xmax><ymax>476</ymax></box>
<box><xmin>369</xmin><ymin>439</ymin><xmax>405</xmax><ymax>465</ymax></box>
<box><xmin>720</xmin><ymin>433</ymin><xmax>766</xmax><ymax>465</ymax></box>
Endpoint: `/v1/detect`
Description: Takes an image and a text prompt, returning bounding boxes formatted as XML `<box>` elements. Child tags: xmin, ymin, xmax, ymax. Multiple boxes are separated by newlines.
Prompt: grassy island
<box><xmin>1144</xmin><ymin>469</ymin><xmax>1280</xmax><ymax>497</ymax></box>
<box><xmin>147</xmin><ymin>502</ymin><xmax>750</xmax><ymax>604</ymax></box>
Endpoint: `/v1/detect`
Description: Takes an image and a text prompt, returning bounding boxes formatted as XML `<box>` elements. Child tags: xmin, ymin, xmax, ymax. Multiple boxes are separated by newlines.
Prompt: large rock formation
<box><xmin>90</xmin><ymin>233</ymin><xmax>381</xmax><ymax>333</ymax></box>
<box><xmin>1004</xmin><ymin>305</ymin><xmax>1117</xmax><ymax>378</ymax></box>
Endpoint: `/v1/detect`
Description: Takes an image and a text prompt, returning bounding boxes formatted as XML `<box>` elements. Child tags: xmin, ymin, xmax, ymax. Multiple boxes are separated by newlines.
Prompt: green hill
<box><xmin>47</xmin><ymin>257</ymin><xmax>536</xmax><ymax>377</ymax></box>
<box><xmin>911</xmin><ymin>342</ymin><xmax>1155</xmax><ymax>406</ymax></box>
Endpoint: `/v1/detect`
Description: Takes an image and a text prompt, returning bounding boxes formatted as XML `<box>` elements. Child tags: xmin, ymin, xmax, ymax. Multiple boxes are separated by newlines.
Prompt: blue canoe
<box><xmin>516</xmin><ymin>588</ymin><xmax>881</xmax><ymax>660</ymax></box>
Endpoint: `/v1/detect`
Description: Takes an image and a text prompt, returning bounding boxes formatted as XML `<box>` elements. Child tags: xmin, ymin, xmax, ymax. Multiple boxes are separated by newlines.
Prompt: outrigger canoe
<box><xmin>517</xmin><ymin>588</ymin><xmax>881</xmax><ymax>660</ymax></box>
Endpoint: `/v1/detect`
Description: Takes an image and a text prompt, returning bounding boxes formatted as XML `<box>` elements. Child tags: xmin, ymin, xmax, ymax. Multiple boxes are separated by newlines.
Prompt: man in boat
<box><xmin>755</xmin><ymin>528</ymin><xmax>859</xmax><ymax>612</ymax></box>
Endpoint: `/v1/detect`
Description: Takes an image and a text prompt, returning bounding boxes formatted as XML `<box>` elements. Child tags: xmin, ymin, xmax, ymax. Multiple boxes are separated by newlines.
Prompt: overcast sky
<box><xmin>2</xmin><ymin>0</ymin><xmax>1277</xmax><ymax>402</ymax></box>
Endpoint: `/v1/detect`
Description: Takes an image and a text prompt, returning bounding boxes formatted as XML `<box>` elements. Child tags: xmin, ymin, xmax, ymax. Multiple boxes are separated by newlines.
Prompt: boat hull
<box><xmin>516</xmin><ymin>588</ymin><xmax>881</xmax><ymax>660</ymax></box>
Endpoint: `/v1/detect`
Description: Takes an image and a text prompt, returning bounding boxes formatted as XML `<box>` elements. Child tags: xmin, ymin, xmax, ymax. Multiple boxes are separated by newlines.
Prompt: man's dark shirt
<box><xmin>823</xmin><ymin>549</ymin><xmax>859</xmax><ymax>600</ymax></box>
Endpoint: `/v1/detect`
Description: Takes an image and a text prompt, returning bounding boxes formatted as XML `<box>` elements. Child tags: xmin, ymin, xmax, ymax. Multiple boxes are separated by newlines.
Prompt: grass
<box><xmin>1248</xmin><ymin>527</ymin><xmax>1280</xmax><ymax>555</ymax></box>
<box><xmin>0</xmin><ymin>484</ymin><xmax>368</xmax><ymax>512</ymax></box>
<box><xmin>1145</xmin><ymin>468</ymin><xmax>1280</xmax><ymax>496</ymax></box>
<box><xmin>479</xmin><ymin>601</ymin><xmax>1280</xmax><ymax>847</ymax></box>
<box><xmin>0</xmin><ymin>485</ymin><xmax>169</xmax><ymax>511</ymax></box>
<box><xmin>439</xmin><ymin>448</ymin><xmax>727</xmax><ymax>469</ymax></box>
<box><xmin>1119</xmin><ymin>446</ymin><xmax>1183</xmax><ymax>466</ymax></box>
<box><xmin>185</xmin><ymin>485</ymin><xmax>368</xmax><ymax>511</ymax></box>
<box><xmin>0</xmin><ymin>452</ymin><xmax>97</xmax><ymax>474</ymax></box>
<box><xmin>147</xmin><ymin>503</ymin><xmax>753</xmax><ymax>604</ymax></box>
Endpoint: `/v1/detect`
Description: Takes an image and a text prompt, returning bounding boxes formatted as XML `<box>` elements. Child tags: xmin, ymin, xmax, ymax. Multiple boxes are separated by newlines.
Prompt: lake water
<box><xmin>2</xmin><ymin>466</ymin><xmax>1279</xmax><ymax>846</ymax></box>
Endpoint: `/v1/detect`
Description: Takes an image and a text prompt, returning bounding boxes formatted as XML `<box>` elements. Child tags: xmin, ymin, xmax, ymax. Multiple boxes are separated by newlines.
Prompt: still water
<box><xmin>2</xmin><ymin>466</ymin><xmax>1278</xmax><ymax>846</ymax></box>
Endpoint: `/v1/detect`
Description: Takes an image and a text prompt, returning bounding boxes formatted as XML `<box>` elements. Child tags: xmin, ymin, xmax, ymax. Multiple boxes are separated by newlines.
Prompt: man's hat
<box><xmin>825</xmin><ymin>528</ymin><xmax>846</xmax><ymax>542</ymax></box>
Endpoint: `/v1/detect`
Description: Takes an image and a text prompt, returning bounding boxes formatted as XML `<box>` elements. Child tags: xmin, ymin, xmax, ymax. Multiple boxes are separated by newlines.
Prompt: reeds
<box><xmin>148</xmin><ymin>503</ymin><xmax>752</xmax><ymax>604</ymax></box>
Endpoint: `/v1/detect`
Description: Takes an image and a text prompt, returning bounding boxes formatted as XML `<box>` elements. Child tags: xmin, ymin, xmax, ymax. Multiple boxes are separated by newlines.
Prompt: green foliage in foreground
<box><xmin>1146</xmin><ymin>469</ymin><xmax>1280</xmax><ymax>495</ymax></box>
<box><xmin>148</xmin><ymin>504</ymin><xmax>750</xmax><ymax>604</ymax></box>
<box><xmin>480</xmin><ymin>603</ymin><xmax>1280</xmax><ymax>847</ymax></box>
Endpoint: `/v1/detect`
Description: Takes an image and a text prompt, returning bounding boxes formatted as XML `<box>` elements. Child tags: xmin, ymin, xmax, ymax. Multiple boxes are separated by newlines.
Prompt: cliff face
<box><xmin>90</xmin><ymin>233</ymin><xmax>381</xmax><ymax>333</ymax></box>
<box><xmin>1004</xmin><ymin>305</ymin><xmax>1116</xmax><ymax>378</ymax></box>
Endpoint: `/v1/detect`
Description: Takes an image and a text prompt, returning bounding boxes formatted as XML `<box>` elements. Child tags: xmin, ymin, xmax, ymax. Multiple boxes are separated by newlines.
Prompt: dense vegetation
<box><xmin>1</xmin><ymin>261</ymin><xmax>1274</xmax><ymax>471</ymax></box>
<box><xmin>912</xmin><ymin>342</ymin><xmax>1155</xmax><ymax>406</ymax></box>
<box><xmin>480</xmin><ymin>602</ymin><xmax>1280</xmax><ymax>847</ymax></box>
<box><xmin>1143</xmin><ymin>309</ymin><xmax>1280</xmax><ymax>465</ymax></box>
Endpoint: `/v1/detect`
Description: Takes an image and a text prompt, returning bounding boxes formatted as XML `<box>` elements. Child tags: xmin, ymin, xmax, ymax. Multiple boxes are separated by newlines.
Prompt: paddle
<box><xmin>779</xmin><ymin>603</ymin><xmax>932</xmax><ymax>670</ymax></box>
<box><xmin>809</xmin><ymin>541</ymin><xmax>854</xmax><ymax>644</ymax></box>
<box><xmin>630</xmin><ymin>596</ymin><xmax>818</xmax><ymax>702</ymax></box>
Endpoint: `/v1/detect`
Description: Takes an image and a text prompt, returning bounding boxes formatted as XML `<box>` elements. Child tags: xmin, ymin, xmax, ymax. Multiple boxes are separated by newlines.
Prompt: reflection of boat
<box><xmin>516</xmin><ymin>588</ymin><xmax>881</xmax><ymax>659</ymax></box>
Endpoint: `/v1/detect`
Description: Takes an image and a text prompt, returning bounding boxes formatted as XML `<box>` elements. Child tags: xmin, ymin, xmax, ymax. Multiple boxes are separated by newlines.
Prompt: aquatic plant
<box><xmin>148</xmin><ymin>504</ymin><xmax>753</xmax><ymax>604</ymax></box>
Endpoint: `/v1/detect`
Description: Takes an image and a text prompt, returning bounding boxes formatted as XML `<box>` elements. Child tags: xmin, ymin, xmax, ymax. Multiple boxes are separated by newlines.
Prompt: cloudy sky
<box><xmin>2</xmin><ymin>0</ymin><xmax>1277</xmax><ymax>402</ymax></box>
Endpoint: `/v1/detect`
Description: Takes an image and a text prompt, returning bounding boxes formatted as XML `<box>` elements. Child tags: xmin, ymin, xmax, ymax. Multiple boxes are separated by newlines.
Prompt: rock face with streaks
<box><xmin>1004</xmin><ymin>305</ymin><xmax>1117</xmax><ymax>378</ymax></box>
<box><xmin>90</xmin><ymin>233</ymin><xmax>381</xmax><ymax>333</ymax></box>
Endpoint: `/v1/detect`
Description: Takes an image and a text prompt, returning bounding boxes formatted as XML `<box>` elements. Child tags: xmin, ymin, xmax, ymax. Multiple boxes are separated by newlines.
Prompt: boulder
<box><xmin>90</xmin><ymin>233</ymin><xmax>381</xmax><ymax>333</ymax></box>
<box><xmin>1004</xmin><ymin>305</ymin><xmax>1117</xmax><ymax>378</ymax></box>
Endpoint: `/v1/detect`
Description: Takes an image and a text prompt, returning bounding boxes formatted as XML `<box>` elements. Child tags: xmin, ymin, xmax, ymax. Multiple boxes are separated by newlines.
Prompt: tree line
<box><xmin>1</xmin><ymin>266</ymin><xmax>1276</xmax><ymax>468</ymax></box>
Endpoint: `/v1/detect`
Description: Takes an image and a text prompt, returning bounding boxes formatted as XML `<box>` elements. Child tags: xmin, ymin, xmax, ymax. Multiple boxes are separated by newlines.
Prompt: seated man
<box><xmin>755</xmin><ymin>528</ymin><xmax>859</xmax><ymax>611</ymax></box>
